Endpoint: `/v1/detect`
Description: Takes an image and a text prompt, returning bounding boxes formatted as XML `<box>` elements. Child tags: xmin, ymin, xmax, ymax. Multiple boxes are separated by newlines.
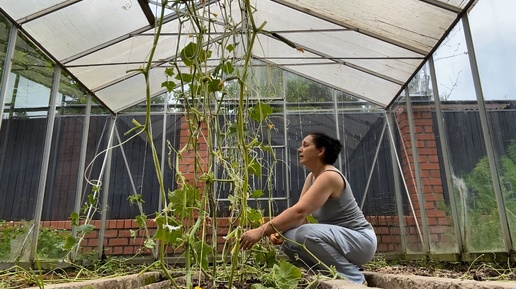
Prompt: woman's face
<box><xmin>298</xmin><ymin>135</ymin><xmax>323</xmax><ymax>165</ymax></box>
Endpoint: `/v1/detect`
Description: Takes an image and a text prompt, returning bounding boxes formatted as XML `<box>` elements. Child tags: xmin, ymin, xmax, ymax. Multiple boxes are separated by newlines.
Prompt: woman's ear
<box><xmin>318</xmin><ymin>147</ymin><xmax>326</xmax><ymax>157</ymax></box>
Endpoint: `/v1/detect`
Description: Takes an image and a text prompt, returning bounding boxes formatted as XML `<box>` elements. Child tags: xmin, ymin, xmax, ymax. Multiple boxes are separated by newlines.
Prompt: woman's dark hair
<box><xmin>309</xmin><ymin>132</ymin><xmax>342</xmax><ymax>164</ymax></box>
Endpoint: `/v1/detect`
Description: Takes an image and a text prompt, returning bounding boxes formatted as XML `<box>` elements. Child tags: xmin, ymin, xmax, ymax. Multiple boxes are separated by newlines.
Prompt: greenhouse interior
<box><xmin>0</xmin><ymin>0</ymin><xmax>515</xmax><ymax>284</ymax></box>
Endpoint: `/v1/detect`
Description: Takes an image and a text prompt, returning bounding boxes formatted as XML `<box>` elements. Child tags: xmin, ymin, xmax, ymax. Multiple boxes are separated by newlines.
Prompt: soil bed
<box><xmin>365</xmin><ymin>260</ymin><xmax>516</xmax><ymax>282</ymax></box>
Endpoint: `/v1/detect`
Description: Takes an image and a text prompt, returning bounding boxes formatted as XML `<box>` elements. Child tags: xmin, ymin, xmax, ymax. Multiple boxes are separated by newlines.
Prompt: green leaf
<box><xmin>164</xmin><ymin>67</ymin><xmax>175</xmax><ymax>77</ymax></box>
<box><xmin>168</xmin><ymin>184</ymin><xmax>199</xmax><ymax>215</ymax></box>
<box><xmin>128</xmin><ymin>194</ymin><xmax>144</xmax><ymax>205</ymax></box>
<box><xmin>87</xmin><ymin>194</ymin><xmax>97</xmax><ymax>206</ymax></box>
<box><xmin>246</xmin><ymin>208</ymin><xmax>263</xmax><ymax>226</ymax></box>
<box><xmin>250</xmin><ymin>102</ymin><xmax>273</xmax><ymax>122</ymax></box>
<box><xmin>212</xmin><ymin>63</ymin><xmax>222</xmax><ymax>77</ymax></box>
<box><xmin>144</xmin><ymin>238</ymin><xmax>156</xmax><ymax>249</ymax></box>
<box><xmin>199</xmin><ymin>49</ymin><xmax>212</xmax><ymax>63</ymax></box>
<box><xmin>63</xmin><ymin>235</ymin><xmax>78</xmax><ymax>251</ymax></box>
<box><xmin>208</xmin><ymin>79</ymin><xmax>223</xmax><ymax>92</ymax></box>
<box><xmin>272</xmin><ymin>260</ymin><xmax>302</xmax><ymax>289</ymax></box>
<box><xmin>154</xmin><ymin>215</ymin><xmax>183</xmax><ymax>246</ymax></box>
<box><xmin>77</xmin><ymin>224</ymin><xmax>95</xmax><ymax>234</ymax></box>
<box><xmin>180</xmin><ymin>42</ymin><xmax>197</xmax><ymax>66</ymax></box>
<box><xmin>248</xmin><ymin>159</ymin><xmax>262</xmax><ymax>177</ymax></box>
<box><xmin>135</xmin><ymin>214</ymin><xmax>147</xmax><ymax>228</ymax></box>
<box><xmin>192</xmin><ymin>240</ymin><xmax>213</xmax><ymax>270</ymax></box>
<box><xmin>251</xmin><ymin>189</ymin><xmax>264</xmax><ymax>198</ymax></box>
<box><xmin>175</xmin><ymin>72</ymin><xmax>193</xmax><ymax>83</ymax></box>
<box><xmin>70</xmin><ymin>212</ymin><xmax>79</xmax><ymax>226</ymax></box>
<box><xmin>223</xmin><ymin>61</ymin><xmax>234</xmax><ymax>74</ymax></box>
<box><xmin>162</xmin><ymin>80</ymin><xmax>177</xmax><ymax>92</ymax></box>
<box><xmin>226</xmin><ymin>43</ymin><xmax>238</xmax><ymax>52</ymax></box>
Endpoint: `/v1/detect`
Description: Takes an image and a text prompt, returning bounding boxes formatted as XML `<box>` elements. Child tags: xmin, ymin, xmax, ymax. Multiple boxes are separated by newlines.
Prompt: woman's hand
<box><xmin>269</xmin><ymin>232</ymin><xmax>283</xmax><ymax>245</ymax></box>
<box><xmin>240</xmin><ymin>228</ymin><xmax>263</xmax><ymax>250</ymax></box>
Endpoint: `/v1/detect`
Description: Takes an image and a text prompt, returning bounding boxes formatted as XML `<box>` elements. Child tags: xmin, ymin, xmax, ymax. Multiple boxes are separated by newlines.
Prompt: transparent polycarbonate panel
<box><xmin>440</xmin><ymin>0</ymin><xmax>471</xmax><ymax>8</ymax></box>
<box><xmin>470</xmin><ymin>0</ymin><xmax>516</xmax><ymax>249</ymax></box>
<box><xmin>37</xmin><ymin>70</ymin><xmax>91</xmax><ymax>261</ymax></box>
<box><xmin>91</xmin><ymin>95</ymin><xmax>111</xmax><ymax>115</ymax></box>
<box><xmin>286</xmin><ymin>112</ymin><xmax>337</xmax><ymax>202</ymax></box>
<box><xmin>335</xmin><ymin>91</ymin><xmax>382</xmax><ymax>112</ymax></box>
<box><xmin>390</xmin><ymin>95</ymin><xmax>426</xmax><ymax>253</ymax></box>
<box><xmin>0</xmin><ymin>0</ymin><xmax>67</xmax><ymax>21</ymax></box>
<box><xmin>440</xmin><ymin>108</ymin><xmax>504</xmax><ymax>252</ymax></box>
<box><xmin>284</xmin><ymin>72</ymin><xmax>334</xmax><ymax>112</ymax></box>
<box><xmin>67</xmin><ymin>2</ymin><xmax>227</xmax><ymax>92</ymax></box>
<box><xmin>38</xmin><ymin>71</ymin><xmax>89</xmax><ymax>249</ymax></box>
<box><xmin>94</xmin><ymin>66</ymin><xmax>169</xmax><ymax>112</ymax></box>
<box><xmin>107</xmin><ymin>115</ymin><xmax>176</xmax><ymax>219</ymax></box>
<box><xmin>67</xmin><ymin>19</ymin><xmax>211</xmax><ymax>88</ymax></box>
<box><xmin>5</xmin><ymin>33</ymin><xmax>55</xmax><ymax>117</ymax></box>
<box><xmin>119</xmin><ymin>93</ymin><xmax>167</xmax><ymax>114</ymax></box>
<box><xmin>434</xmin><ymin>21</ymin><xmax>505</xmax><ymax>253</ymax></box>
<box><xmin>0</xmin><ymin>33</ymin><xmax>55</xmax><ymax>262</ymax></box>
<box><xmin>148</xmin><ymin>0</ymin><xmax>176</xmax><ymax>17</ymax></box>
<box><xmin>22</xmin><ymin>0</ymin><xmax>150</xmax><ymax>61</ymax></box>
<box><xmin>407</xmin><ymin>63</ymin><xmax>459</xmax><ymax>254</ymax></box>
<box><xmin>469</xmin><ymin>0</ymin><xmax>516</xmax><ymax>103</ymax></box>
<box><xmin>336</xmin><ymin>110</ymin><xmax>400</xmax><ymax>254</ymax></box>
<box><xmin>42</xmin><ymin>113</ymin><xmax>86</xmax><ymax>223</ymax></box>
<box><xmin>0</xmin><ymin>12</ymin><xmax>10</xmax><ymax>88</ymax></box>
<box><xmin>276</xmin><ymin>0</ymin><xmax>458</xmax><ymax>54</ymax></box>
<box><xmin>260</xmin><ymin>38</ymin><xmax>400</xmax><ymax>108</ymax></box>
<box><xmin>82</xmin><ymin>115</ymin><xmax>112</xmax><ymax>221</ymax></box>
<box><xmin>247</xmin><ymin>61</ymin><xmax>284</xmax><ymax>100</ymax></box>
<box><xmin>433</xmin><ymin>22</ymin><xmax>474</xmax><ymax>102</ymax></box>
<box><xmin>253</xmin><ymin>1</ymin><xmax>424</xmax><ymax>82</ymax></box>
<box><xmin>55</xmin><ymin>70</ymin><xmax>89</xmax><ymax>115</ymax></box>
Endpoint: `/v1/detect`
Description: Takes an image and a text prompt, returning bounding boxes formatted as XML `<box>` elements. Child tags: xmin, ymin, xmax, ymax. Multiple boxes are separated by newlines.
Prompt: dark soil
<box><xmin>364</xmin><ymin>260</ymin><xmax>516</xmax><ymax>282</ymax></box>
<box><xmin>3</xmin><ymin>261</ymin><xmax>515</xmax><ymax>288</ymax></box>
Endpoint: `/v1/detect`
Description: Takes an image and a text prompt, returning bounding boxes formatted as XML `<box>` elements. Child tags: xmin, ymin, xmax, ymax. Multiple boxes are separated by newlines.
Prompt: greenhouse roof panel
<box><xmin>273</xmin><ymin>0</ymin><xmax>458</xmax><ymax>54</ymax></box>
<box><xmin>0</xmin><ymin>0</ymin><xmax>70</xmax><ymax>22</ymax></box>
<box><xmin>0</xmin><ymin>0</ymin><xmax>475</xmax><ymax>113</ymax></box>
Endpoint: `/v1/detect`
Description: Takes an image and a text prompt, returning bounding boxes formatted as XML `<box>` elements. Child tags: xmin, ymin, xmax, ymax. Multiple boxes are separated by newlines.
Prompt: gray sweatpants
<box><xmin>281</xmin><ymin>224</ymin><xmax>377</xmax><ymax>284</ymax></box>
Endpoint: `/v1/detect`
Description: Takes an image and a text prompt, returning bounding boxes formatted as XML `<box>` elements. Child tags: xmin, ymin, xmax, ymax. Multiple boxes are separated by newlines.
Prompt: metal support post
<box><xmin>386</xmin><ymin>111</ymin><xmax>407</xmax><ymax>254</ymax></box>
<box><xmin>0</xmin><ymin>25</ymin><xmax>17</xmax><ymax>132</ymax></box>
<box><xmin>71</xmin><ymin>94</ymin><xmax>92</xmax><ymax>260</ymax></box>
<box><xmin>97</xmin><ymin>116</ymin><xmax>116</xmax><ymax>259</ymax></box>
<box><xmin>405</xmin><ymin>89</ymin><xmax>430</xmax><ymax>253</ymax></box>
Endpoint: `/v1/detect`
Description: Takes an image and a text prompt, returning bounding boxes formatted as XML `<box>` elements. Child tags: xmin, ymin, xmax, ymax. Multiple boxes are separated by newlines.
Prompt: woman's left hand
<box><xmin>240</xmin><ymin>228</ymin><xmax>263</xmax><ymax>250</ymax></box>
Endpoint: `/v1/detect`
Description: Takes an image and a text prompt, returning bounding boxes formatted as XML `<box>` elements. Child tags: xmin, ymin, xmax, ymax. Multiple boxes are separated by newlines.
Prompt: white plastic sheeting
<box><xmin>0</xmin><ymin>0</ymin><xmax>475</xmax><ymax>112</ymax></box>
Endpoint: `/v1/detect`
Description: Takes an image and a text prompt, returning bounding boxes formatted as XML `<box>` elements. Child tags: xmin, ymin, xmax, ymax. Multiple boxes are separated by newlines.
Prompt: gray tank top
<box><xmin>311</xmin><ymin>169</ymin><xmax>372</xmax><ymax>230</ymax></box>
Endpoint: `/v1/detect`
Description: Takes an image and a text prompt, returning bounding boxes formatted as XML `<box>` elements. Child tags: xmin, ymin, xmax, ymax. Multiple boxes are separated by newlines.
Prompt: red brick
<box><xmin>118</xmin><ymin>230</ymin><xmax>133</xmax><ymax>238</ymax></box>
<box><xmin>131</xmin><ymin>237</ymin><xmax>145</xmax><ymax>245</ymax></box>
<box><xmin>104</xmin><ymin>230</ymin><xmax>118</xmax><ymax>238</ymax></box>
<box><xmin>124</xmin><ymin>219</ymin><xmax>135</xmax><ymax>229</ymax></box>
<box><xmin>109</xmin><ymin>238</ymin><xmax>129</xmax><ymax>246</ymax></box>
<box><xmin>88</xmin><ymin>239</ymin><xmax>99</xmax><ymax>247</ymax></box>
<box><xmin>84</xmin><ymin>230</ymin><xmax>98</xmax><ymax>238</ymax></box>
<box><xmin>427</xmin><ymin>210</ymin><xmax>446</xmax><ymax>218</ymax></box>
<box><xmin>111</xmin><ymin>247</ymin><xmax>123</xmax><ymax>255</ymax></box>
<box><xmin>108</xmin><ymin>220</ymin><xmax>117</xmax><ymax>228</ymax></box>
<box><xmin>123</xmin><ymin>246</ymin><xmax>135</xmax><ymax>255</ymax></box>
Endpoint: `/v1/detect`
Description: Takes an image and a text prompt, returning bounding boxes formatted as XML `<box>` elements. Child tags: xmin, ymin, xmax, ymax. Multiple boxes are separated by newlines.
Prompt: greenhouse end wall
<box><xmin>1</xmin><ymin>0</ymin><xmax>516</xmax><ymax>264</ymax></box>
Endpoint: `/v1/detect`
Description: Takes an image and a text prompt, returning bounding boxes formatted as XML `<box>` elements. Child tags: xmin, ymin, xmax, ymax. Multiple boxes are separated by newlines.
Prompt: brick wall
<box><xmin>394</xmin><ymin>106</ymin><xmax>455</xmax><ymax>252</ymax></box>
